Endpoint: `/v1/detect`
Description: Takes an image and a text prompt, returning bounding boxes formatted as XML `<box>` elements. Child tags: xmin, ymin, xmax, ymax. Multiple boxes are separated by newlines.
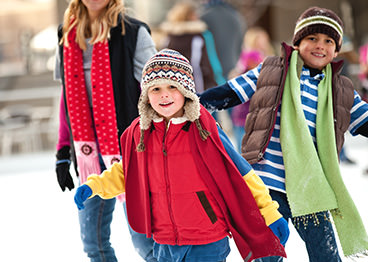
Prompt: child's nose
<box><xmin>316</xmin><ymin>40</ymin><xmax>325</xmax><ymax>49</ymax></box>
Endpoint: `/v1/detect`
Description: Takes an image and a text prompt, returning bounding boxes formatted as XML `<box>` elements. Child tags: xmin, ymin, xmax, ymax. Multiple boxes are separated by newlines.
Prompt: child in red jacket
<box><xmin>74</xmin><ymin>49</ymin><xmax>288</xmax><ymax>261</ymax></box>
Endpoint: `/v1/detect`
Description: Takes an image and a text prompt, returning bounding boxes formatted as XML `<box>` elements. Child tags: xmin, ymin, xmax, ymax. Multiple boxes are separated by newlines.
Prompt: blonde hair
<box><xmin>166</xmin><ymin>1</ymin><xmax>197</xmax><ymax>22</ymax></box>
<box><xmin>61</xmin><ymin>0</ymin><xmax>125</xmax><ymax>50</ymax></box>
<box><xmin>243</xmin><ymin>27</ymin><xmax>274</xmax><ymax>56</ymax></box>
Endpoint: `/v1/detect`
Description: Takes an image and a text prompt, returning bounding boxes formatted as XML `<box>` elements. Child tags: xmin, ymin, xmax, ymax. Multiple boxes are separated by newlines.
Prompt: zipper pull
<box><xmin>257</xmin><ymin>152</ymin><xmax>264</xmax><ymax>160</ymax></box>
<box><xmin>163</xmin><ymin>143</ymin><xmax>167</xmax><ymax>156</ymax></box>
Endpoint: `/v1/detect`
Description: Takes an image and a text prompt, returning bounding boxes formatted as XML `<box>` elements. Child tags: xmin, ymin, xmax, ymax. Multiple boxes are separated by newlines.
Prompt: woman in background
<box><xmin>53</xmin><ymin>0</ymin><xmax>157</xmax><ymax>261</ymax></box>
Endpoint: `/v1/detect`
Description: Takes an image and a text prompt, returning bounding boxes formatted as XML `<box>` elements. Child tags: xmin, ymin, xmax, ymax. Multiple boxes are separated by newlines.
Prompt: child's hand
<box><xmin>74</xmin><ymin>185</ymin><xmax>92</xmax><ymax>210</ymax></box>
<box><xmin>268</xmin><ymin>217</ymin><xmax>289</xmax><ymax>246</ymax></box>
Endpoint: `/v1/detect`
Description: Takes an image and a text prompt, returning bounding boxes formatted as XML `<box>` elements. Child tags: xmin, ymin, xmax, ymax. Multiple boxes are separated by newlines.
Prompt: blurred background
<box><xmin>1</xmin><ymin>0</ymin><xmax>368</xmax><ymax>156</ymax></box>
<box><xmin>0</xmin><ymin>0</ymin><xmax>368</xmax><ymax>156</ymax></box>
<box><xmin>0</xmin><ymin>1</ymin><xmax>368</xmax><ymax>262</ymax></box>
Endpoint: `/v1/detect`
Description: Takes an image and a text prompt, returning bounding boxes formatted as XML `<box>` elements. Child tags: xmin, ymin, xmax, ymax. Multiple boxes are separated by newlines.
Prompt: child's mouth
<box><xmin>312</xmin><ymin>52</ymin><xmax>325</xmax><ymax>57</ymax></box>
<box><xmin>160</xmin><ymin>102</ymin><xmax>173</xmax><ymax>107</ymax></box>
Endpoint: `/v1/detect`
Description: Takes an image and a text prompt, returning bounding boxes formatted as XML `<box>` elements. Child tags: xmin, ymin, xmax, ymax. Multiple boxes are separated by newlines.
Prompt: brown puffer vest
<box><xmin>242</xmin><ymin>43</ymin><xmax>354</xmax><ymax>164</ymax></box>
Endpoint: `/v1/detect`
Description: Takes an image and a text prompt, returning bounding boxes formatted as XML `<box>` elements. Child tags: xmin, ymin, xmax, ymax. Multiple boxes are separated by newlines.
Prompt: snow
<box><xmin>0</xmin><ymin>133</ymin><xmax>368</xmax><ymax>262</ymax></box>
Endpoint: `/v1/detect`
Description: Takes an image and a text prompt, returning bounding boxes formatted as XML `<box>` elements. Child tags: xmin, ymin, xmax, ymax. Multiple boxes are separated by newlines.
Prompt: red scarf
<box><xmin>63</xmin><ymin>26</ymin><xmax>120</xmax><ymax>183</ymax></box>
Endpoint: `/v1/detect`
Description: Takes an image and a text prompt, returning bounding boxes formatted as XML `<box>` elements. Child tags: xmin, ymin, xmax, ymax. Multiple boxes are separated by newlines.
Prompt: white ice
<box><xmin>0</xmin><ymin>133</ymin><xmax>367</xmax><ymax>262</ymax></box>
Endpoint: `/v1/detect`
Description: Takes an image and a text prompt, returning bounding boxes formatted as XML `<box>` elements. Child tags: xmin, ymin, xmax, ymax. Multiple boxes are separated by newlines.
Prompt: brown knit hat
<box><xmin>292</xmin><ymin>6</ymin><xmax>344</xmax><ymax>51</ymax></box>
<box><xmin>136</xmin><ymin>49</ymin><xmax>210</xmax><ymax>152</ymax></box>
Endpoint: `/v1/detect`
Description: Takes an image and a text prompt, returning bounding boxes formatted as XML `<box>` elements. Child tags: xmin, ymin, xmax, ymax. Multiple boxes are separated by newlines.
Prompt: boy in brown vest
<box><xmin>200</xmin><ymin>6</ymin><xmax>368</xmax><ymax>261</ymax></box>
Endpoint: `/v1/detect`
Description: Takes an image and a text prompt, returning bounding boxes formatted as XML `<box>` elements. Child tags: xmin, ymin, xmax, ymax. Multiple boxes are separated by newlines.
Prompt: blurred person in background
<box><xmin>199</xmin><ymin>0</ymin><xmax>246</xmax><ymax>79</ymax></box>
<box><xmin>199</xmin><ymin>0</ymin><xmax>246</xmax><ymax>129</ymax></box>
<box><xmin>359</xmin><ymin>37</ymin><xmax>368</xmax><ymax>174</ymax></box>
<box><xmin>228</xmin><ymin>27</ymin><xmax>274</xmax><ymax>152</ymax></box>
<box><xmin>228</xmin><ymin>27</ymin><xmax>274</xmax><ymax>79</ymax></box>
<box><xmin>359</xmin><ymin>37</ymin><xmax>368</xmax><ymax>102</ymax></box>
<box><xmin>53</xmin><ymin>0</ymin><xmax>157</xmax><ymax>261</ymax></box>
<box><xmin>160</xmin><ymin>0</ymin><xmax>226</xmax><ymax>94</ymax></box>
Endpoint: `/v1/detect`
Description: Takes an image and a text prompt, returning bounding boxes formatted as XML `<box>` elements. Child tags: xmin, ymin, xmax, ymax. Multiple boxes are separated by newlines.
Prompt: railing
<box><xmin>0</xmin><ymin>86</ymin><xmax>60</xmax><ymax>155</ymax></box>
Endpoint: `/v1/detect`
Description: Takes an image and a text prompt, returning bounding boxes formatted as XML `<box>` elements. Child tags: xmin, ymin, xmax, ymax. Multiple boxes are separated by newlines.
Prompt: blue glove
<box><xmin>269</xmin><ymin>217</ymin><xmax>290</xmax><ymax>245</ymax></box>
<box><xmin>74</xmin><ymin>185</ymin><xmax>92</xmax><ymax>210</ymax></box>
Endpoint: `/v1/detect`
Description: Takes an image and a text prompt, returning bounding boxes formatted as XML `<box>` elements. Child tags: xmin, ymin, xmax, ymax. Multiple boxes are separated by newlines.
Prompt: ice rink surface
<box><xmin>1</xmin><ymin>133</ymin><xmax>367</xmax><ymax>262</ymax></box>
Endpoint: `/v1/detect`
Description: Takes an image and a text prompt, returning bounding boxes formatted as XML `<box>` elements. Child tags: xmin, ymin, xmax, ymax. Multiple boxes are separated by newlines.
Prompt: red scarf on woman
<box><xmin>63</xmin><ymin>25</ymin><xmax>120</xmax><ymax>183</ymax></box>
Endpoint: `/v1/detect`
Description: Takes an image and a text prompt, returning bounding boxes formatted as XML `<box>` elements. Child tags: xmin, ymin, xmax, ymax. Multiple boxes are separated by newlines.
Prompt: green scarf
<box><xmin>280</xmin><ymin>50</ymin><xmax>368</xmax><ymax>256</ymax></box>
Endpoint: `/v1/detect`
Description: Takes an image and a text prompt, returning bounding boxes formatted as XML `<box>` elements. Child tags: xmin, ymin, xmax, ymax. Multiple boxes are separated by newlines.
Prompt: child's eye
<box><xmin>169</xmin><ymin>85</ymin><xmax>177</xmax><ymax>89</ymax></box>
<box><xmin>151</xmin><ymin>87</ymin><xmax>160</xmax><ymax>92</ymax></box>
<box><xmin>326</xmin><ymin>39</ymin><xmax>334</xmax><ymax>44</ymax></box>
<box><xmin>307</xmin><ymin>36</ymin><xmax>316</xmax><ymax>41</ymax></box>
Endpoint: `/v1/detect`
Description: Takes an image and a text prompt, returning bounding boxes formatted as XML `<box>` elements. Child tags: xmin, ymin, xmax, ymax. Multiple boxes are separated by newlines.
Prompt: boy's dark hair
<box><xmin>292</xmin><ymin>6</ymin><xmax>344</xmax><ymax>51</ymax></box>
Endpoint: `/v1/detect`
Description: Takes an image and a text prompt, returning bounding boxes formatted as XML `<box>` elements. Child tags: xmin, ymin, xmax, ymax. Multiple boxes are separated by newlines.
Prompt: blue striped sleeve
<box><xmin>227</xmin><ymin>63</ymin><xmax>261</xmax><ymax>103</ymax></box>
<box><xmin>349</xmin><ymin>90</ymin><xmax>368</xmax><ymax>135</ymax></box>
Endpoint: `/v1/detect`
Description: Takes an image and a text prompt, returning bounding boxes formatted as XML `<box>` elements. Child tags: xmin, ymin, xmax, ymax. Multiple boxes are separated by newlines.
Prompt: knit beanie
<box><xmin>292</xmin><ymin>6</ymin><xmax>344</xmax><ymax>51</ymax></box>
<box><xmin>137</xmin><ymin>49</ymin><xmax>209</xmax><ymax>151</ymax></box>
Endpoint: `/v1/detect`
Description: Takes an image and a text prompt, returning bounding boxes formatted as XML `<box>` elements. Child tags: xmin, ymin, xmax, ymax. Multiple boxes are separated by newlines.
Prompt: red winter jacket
<box><xmin>121</xmin><ymin>106</ymin><xmax>286</xmax><ymax>260</ymax></box>
<box><xmin>145</xmin><ymin>118</ymin><xmax>229</xmax><ymax>245</ymax></box>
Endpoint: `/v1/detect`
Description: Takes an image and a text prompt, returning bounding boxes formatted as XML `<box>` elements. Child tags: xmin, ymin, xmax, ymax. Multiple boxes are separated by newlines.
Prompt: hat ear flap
<box><xmin>183</xmin><ymin>97</ymin><xmax>200</xmax><ymax>122</ymax></box>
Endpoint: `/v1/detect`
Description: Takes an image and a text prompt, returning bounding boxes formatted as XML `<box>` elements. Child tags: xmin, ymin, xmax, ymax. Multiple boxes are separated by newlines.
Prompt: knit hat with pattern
<box><xmin>137</xmin><ymin>49</ymin><xmax>209</xmax><ymax>151</ymax></box>
<box><xmin>138</xmin><ymin>48</ymin><xmax>200</xmax><ymax>130</ymax></box>
<box><xmin>292</xmin><ymin>6</ymin><xmax>344</xmax><ymax>51</ymax></box>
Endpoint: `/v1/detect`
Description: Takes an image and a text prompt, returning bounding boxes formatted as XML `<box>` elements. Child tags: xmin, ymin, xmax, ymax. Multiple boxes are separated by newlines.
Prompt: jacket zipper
<box><xmin>162</xmin><ymin>130</ymin><xmax>179</xmax><ymax>244</ymax></box>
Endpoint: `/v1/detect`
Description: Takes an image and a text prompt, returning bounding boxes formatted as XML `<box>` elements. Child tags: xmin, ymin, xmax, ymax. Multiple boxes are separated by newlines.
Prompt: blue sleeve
<box><xmin>349</xmin><ymin>90</ymin><xmax>368</xmax><ymax>135</ymax></box>
<box><xmin>227</xmin><ymin>63</ymin><xmax>261</xmax><ymax>103</ymax></box>
<box><xmin>198</xmin><ymin>82</ymin><xmax>242</xmax><ymax>112</ymax></box>
<box><xmin>217</xmin><ymin>125</ymin><xmax>253</xmax><ymax>176</ymax></box>
<box><xmin>198</xmin><ymin>63</ymin><xmax>261</xmax><ymax>112</ymax></box>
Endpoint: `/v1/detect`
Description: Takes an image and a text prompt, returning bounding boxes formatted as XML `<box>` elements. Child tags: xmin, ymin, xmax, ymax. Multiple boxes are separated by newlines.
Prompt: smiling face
<box><xmin>294</xmin><ymin>33</ymin><xmax>338</xmax><ymax>70</ymax></box>
<box><xmin>147</xmin><ymin>84</ymin><xmax>185</xmax><ymax>123</ymax></box>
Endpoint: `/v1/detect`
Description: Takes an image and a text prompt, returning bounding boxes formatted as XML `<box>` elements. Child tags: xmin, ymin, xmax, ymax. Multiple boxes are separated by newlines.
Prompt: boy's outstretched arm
<box><xmin>74</xmin><ymin>161</ymin><xmax>125</xmax><ymax>209</ymax></box>
<box><xmin>198</xmin><ymin>82</ymin><xmax>241</xmax><ymax>112</ymax></box>
<box><xmin>217</xmin><ymin>126</ymin><xmax>289</xmax><ymax>245</ymax></box>
<box><xmin>199</xmin><ymin>63</ymin><xmax>261</xmax><ymax>112</ymax></box>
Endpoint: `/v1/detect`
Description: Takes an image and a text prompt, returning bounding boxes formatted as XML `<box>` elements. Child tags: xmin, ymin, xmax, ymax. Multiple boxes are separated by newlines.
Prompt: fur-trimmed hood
<box><xmin>136</xmin><ymin>49</ymin><xmax>210</xmax><ymax>152</ymax></box>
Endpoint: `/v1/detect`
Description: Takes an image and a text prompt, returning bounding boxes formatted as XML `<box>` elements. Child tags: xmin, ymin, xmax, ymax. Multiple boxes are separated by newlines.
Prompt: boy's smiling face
<box><xmin>148</xmin><ymin>84</ymin><xmax>185</xmax><ymax>122</ymax></box>
<box><xmin>294</xmin><ymin>33</ymin><xmax>338</xmax><ymax>70</ymax></box>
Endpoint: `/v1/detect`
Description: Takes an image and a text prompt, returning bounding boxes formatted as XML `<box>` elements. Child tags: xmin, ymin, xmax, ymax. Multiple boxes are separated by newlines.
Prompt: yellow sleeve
<box><xmin>243</xmin><ymin>170</ymin><xmax>282</xmax><ymax>225</ymax></box>
<box><xmin>84</xmin><ymin>161</ymin><xmax>125</xmax><ymax>199</ymax></box>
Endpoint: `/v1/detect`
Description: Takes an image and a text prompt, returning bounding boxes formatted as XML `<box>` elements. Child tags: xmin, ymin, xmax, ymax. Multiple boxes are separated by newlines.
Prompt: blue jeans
<box><xmin>255</xmin><ymin>190</ymin><xmax>342</xmax><ymax>262</ymax></box>
<box><xmin>123</xmin><ymin>202</ymin><xmax>157</xmax><ymax>262</ymax></box>
<box><xmin>78</xmin><ymin>155</ymin><xmax>156</xmax><ymax>262</ymax></box>
<box><xmin>153</xmin><ymin>237</ymin><xmax>229</xmax><ymax>262</ymax></box>
<box><xmin>79</xmin><ymin>197</ymin><xmax>157</xmax><ymax>262</ymax></box>
<box><xmin>79</xmin><ymin>196</ymin><xmax>117</xmax><ymax>262</ymax></box>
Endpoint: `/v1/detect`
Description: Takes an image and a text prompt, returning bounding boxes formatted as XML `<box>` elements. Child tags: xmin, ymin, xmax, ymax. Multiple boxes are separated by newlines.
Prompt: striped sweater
<box><xmin>227</xmin><ymin>63</ymin><xmax>368</xmax><ymax>193</ymax></box>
